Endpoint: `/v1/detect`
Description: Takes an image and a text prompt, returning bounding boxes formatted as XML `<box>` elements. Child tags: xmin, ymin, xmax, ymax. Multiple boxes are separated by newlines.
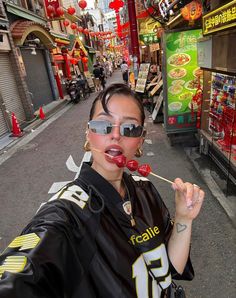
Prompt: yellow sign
<box><xmin>203</xmin><ymin>0</ymin><xmax>236</xmax><ymax>35</ymax></box>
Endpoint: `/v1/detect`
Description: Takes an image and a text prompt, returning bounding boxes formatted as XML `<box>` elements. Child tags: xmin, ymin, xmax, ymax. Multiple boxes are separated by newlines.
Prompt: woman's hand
<box><xmin>172</xmin><ymin>178</ymin><xmax>205</xmax><ymax>221</ymax></box>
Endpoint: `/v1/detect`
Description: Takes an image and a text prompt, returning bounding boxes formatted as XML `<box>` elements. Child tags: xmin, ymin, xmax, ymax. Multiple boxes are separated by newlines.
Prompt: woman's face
<box><xmin>87</xmin><ymin>94</ymin><xmax>144</xmax><ymax>178</ymax></box>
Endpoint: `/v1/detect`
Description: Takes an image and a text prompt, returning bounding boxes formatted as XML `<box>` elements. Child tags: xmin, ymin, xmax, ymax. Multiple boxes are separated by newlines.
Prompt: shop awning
<box><xmin>85</xmin><ymin>46</ymin><xmax>96</xmax><ymax>54</ymax></box>
<box><xmin>50</xmin><ymin>32</ymin><xmax>70</xmax><ymax>45</ymax></box>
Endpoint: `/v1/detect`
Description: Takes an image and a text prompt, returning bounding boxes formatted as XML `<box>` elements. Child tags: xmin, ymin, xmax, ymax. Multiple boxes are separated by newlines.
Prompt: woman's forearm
<box><xmin>167</xmin><ymin>217</ymin><xmax>193</xmax><ymax>274</ymax></box>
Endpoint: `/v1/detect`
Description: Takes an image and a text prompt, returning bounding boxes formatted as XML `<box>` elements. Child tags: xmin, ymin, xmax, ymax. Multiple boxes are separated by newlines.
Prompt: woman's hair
<box><xmin>89</xmin><ymin>83</ymin><xmax>145</xmax><ymax>125</ymax></box>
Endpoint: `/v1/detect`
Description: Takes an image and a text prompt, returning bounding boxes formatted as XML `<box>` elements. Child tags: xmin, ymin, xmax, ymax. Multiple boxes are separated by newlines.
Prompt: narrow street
<box><xmin>0</xmin><ymin>70</ymin><xmax>235</xmax><ymax>297</ymax></box>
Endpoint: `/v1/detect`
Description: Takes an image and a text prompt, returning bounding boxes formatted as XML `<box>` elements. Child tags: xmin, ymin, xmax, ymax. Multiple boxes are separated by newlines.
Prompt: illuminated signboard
<box><xmin>203</xmin><ymin>0</ymin><xmax>236</xmax><ymax>35</ymax></box>
<box><xmin>156</xmin><ymin>0</ymin><xmax>193</xmax><ymax>20</ymax></box>
<box><xmin>158</xmin><ymin>0</ymin><xmax>174</xmax><ymax>19</ymax></box>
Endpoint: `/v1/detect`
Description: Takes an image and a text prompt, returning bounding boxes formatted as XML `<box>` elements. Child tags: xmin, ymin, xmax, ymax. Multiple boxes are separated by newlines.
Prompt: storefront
<box><xmin>51</xmin><ymin>34</ymin><xmax>71</xmax><ymax>98</ymax></box>
<box><xmin>198</xmin><ymin>0</ymin><xmax>236</xmax><ymax>191</ymax></box>
<box><xmin>11</xmin><ymin>20</ymin><xmax>58</xmax><ymax>111</ymax></box>
<box><xmin>85</xmin><ymin>45</ymin><xmax>96</xmax><ymax>73</ymax></box>
<box><xmin>0</xmin><ymin>30</ymin><xmax>26</xmax><ymax>136</ymax></box>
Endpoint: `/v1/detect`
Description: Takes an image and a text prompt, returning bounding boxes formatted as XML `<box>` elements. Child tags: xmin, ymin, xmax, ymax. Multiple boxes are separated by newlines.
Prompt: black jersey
<box><xmin>0</xmin><ymin>162</ymin><xmax>194</xmax><ymax>297</ymax></box>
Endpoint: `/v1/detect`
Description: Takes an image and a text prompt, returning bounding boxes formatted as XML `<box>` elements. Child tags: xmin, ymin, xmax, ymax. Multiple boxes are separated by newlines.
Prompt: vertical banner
<box><xmin>163</xmin><ymin>29</ymin><xmax>202</xmax><ymax>134</ymax></box>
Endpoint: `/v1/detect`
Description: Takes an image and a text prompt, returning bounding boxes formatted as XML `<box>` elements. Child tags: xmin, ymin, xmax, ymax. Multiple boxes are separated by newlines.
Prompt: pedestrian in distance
<box><xmin>121</xmin><ymin>60</ymin><xmax>129</xmax><ymax>84</ymax></box>
<box><xmin>93</xmin><ymin>64</ymin><xmax>101</xmax><ymax>92</ymax></box>
<box><xmin>0</xmin><ymin>83</ymin><xmax>205</xmax><ymax>297</ymax></box>
<box><xmin>98</xmin><ymin>63</ymin><xmax>106</xmax><ymax>90</ymax></box>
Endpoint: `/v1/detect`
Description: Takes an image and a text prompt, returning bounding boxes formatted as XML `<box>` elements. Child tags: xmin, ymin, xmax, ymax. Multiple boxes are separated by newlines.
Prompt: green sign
<box><xmin>164</xmin><ymin>29</ymin><xmax>202</xmax><ymax>133</ymax></box>
<box><xmin>139</xmin><ymin>33</ymin><xmax>159</xmax><ymax>45</ymax></box>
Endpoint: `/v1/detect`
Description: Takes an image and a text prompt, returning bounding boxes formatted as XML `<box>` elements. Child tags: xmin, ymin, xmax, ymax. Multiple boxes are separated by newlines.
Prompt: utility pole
<box><xmin>127</xmin><ymin>0</ymin><xmax>140</xmax><ymax>65</ymax></box>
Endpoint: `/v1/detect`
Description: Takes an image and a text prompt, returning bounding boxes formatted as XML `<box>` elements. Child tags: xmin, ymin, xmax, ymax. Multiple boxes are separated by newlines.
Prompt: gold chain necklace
<box><xmin>122</xmin><ymin>179</ymin><xmax>136</xmax><ymax>227</ymax></box>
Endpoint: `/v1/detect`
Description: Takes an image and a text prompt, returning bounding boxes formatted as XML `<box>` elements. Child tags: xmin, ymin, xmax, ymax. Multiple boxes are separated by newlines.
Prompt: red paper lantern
<box><xmin>181</xmin><ymin>0</ymin><xmax>202</xmax><ymax>23</ymax></box>
<box><xmin>78</xmin><ymin>0</ymin><xmax>87</xmax><ymax>10</ymax></box>
<box><xmin>71</xmin><ymin>58</ymin><xmax>78</xmax><ymax>65</ymax></box>
<box><xmin>47</xmin><ymin>5</ymin><xmax>55</xmax><ymax>16</ymax></box>
<box><xmin>109</xmin><ymin>0</ymin><xmax>124</xmax><ymax>12</ymax></box>
<box><xmin>56</xmin><ymin>6</ymin><xmax>64</xmax><ymax>17</ymax></box>
<box><xmin>67</xmin><ymin>6</ymin><xmax>75</xmax><ymax>15</ymax></box>
<box><xmin>83</xmin><ymin>28</ymin><xmax>89</xmax><ymax>34</ymax></box>
<box><xmin>90</xmin><ymin>32</ymin><xmax>95</xmax><ymax>37</ymax></box>
<box><xmin>77</xmin><ymin>26</ymin><xmax>84</xmax><ymax>33</ymax></box>
<box><xmin>70</xmin><ymin>23</ymin><xmax>77</xmax><ymax>30</ymax></box>
<box><xmin>82</xmin><ymin>56</ymin><xmax>88</xmax><ymax>63</ymax></box>
<box><xmin>63</xmin><ymin>20</ymin><xmax>70</xmax><ymax>27</ymax></box>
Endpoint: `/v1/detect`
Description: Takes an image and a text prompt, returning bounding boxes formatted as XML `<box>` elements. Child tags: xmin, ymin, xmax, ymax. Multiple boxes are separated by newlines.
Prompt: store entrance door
<box><xmin>21</xmin><ymin>49</ymin><xmax>54</xmax><ymax>111</ymax></box>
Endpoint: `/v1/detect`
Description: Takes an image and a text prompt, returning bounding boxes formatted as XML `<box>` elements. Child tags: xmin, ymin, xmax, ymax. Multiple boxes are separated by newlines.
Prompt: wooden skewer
<box><xmin>91</xmin><ymin>147</ymin><xmax>174</xmax><ymax>185</ymax></box>
<box><xmin>150</xmin><ymin>172</ymin><xmax>173</xmax><ymax>185</ymax></box>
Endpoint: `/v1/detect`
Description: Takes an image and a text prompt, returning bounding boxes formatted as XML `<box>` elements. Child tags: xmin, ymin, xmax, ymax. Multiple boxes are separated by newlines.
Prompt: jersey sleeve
<box><xmin>147</xmin><ymin>181</ymin><xmax>194</xmax><ymax>281</ymax></box>
<box><xmin>0</xmin><ymin>200</ymin><xmax>86</xmax><ymax>298</ymax></box>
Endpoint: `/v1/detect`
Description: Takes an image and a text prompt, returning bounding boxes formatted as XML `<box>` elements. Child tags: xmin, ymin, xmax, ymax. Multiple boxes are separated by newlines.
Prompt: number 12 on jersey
<box><xmin>132</xmin><ymin>244</ymin><xmax>171</xmax><ymax>298</ymax></box>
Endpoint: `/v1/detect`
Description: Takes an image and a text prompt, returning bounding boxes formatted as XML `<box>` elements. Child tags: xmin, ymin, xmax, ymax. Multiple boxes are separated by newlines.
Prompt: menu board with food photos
<box><xmin>135</xmin><ymin>63</ymin><xmax>150</xmax><ymax>93</ymax></box>
<box><xmin>163</xmin><ymin>29</ymin><xmax>203</xmax><ymax>133</ymax></box>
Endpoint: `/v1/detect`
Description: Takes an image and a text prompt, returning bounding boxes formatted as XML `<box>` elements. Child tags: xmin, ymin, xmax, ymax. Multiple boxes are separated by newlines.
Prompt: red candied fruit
<box><xmin>137</xmin><ymin>164</ymin><xmax>151</xmax><ymax>177</ymax></box>
<box><xmin>126</xmin><ymin>160</ymin><xmax>139</xmax><ymax>171</ymax></box>
<box><xmin>112</xmin><ymin>155</ymin><xmax>127</xmax><ymax>168</ymax></box>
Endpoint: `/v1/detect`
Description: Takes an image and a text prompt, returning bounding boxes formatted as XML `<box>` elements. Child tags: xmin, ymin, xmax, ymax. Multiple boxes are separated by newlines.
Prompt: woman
<box><xmin>0</xmin><ymin>84</ymin><xmax>204</xmax><ymax>297</ymax></box>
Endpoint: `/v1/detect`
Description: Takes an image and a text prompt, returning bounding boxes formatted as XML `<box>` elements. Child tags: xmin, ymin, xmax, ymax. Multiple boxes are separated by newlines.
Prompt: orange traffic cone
<box><xmin>39</xmin><ymin>106</ymin><xmax>45</xmax><ymax>120</ymax></box>
<box><xmin>11</xmin><ymin>112</ymin><xmax>23</xmax><ymax>137</ymax></box>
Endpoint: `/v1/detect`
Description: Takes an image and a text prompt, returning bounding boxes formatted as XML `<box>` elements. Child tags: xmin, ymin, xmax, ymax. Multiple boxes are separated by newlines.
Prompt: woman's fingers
<box><xmin>173</xmin><ymin>178</ymin><xmax>204</xmax><ymax>209</ymax></box>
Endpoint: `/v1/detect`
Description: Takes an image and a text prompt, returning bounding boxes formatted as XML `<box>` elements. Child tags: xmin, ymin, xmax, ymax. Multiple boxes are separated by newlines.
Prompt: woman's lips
<box><xmin>104</xmin><ymin>145</ymin><xmax>124</xmax><ymax>164</ymax></box>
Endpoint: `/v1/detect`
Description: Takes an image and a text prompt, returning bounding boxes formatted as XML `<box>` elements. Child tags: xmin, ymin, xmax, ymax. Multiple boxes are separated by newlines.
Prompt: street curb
<box><xmin>0</xmin><ymin>103</ymin><xmax>72</xmax><ymax>166</ymax></box>
<box><xmin>185</xmin><ymin>147</ymin><xmax>236</xmax><ymax>227</ymax></box>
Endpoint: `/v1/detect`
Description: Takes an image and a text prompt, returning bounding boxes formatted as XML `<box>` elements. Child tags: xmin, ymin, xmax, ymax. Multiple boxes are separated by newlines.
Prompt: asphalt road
<box><xmin>0</xmin><ymin>71</ymin><xmax>235</xmax><ymax>298</ymax></box>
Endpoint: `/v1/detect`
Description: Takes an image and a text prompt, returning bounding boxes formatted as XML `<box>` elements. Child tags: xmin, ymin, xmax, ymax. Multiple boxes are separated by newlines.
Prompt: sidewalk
<box><xmin>0</xmin><ymin>97</ymin><xmax>69</xmax><ymax>153</ymax></box>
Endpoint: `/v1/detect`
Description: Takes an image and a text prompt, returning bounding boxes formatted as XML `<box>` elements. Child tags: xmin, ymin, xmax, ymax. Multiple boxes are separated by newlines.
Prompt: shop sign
<box><xmin>139</xmin><ymin>33</ymin><xmax>159</xmax><ymax>45</ymax></box>
<box><xmin>135</xmin><ymin>63</ymin><xmax>150</xmax><ymax>93</ymax></box>
<box><xmin>164</xmin><ymin>29</ymin><xmax>202</xmax><ymax>133</ymax></box>
<box><xmin>150</xmin><ymin>43</ymin><xmax>160</xmax><ymax>52</ymax></box>
<box><xmin>139</xmin><ymin>17</ymin><xmax>161</xmax><ymax>45</ymax></box>
<box><xmin>203</xmin><ymin>0</ymin><xmax>236</xmax><ymax>35</ymax></box>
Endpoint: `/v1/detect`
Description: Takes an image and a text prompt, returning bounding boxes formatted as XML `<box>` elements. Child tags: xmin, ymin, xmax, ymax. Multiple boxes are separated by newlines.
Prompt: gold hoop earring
<box><xmin>135</xmin><ymin>147</ymin><xmax>143</xmax><ymax>158</ymax></box>
<box><xmin>83</xmin><ymin>140</ymin><xmax>91</xmax><ymax>151</ymax></box>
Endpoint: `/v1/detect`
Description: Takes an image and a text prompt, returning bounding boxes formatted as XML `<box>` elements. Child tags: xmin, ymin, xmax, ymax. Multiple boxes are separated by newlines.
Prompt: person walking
<box><xmin>93</xmin><ymin>64</ymin><xmax>101</xmax><ymax>92</ymax></box>
<box><xmin>121</xmin><ymin>60</ymin><xmax>129</xmax><ymax>84</ymax></box>
<box><xmin>0</xmin><ymin>84</ymin><xmax>204</xmax><ymax>298</ymax></box>
<box><xmin>99</xmin><ymin>63</ymin><xmax>106</xmax><ymax>90</ymax></box>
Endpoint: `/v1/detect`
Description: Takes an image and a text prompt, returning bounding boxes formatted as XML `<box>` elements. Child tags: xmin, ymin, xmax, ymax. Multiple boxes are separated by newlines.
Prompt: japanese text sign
<box><xmin>203</xmin><ymin>0</ymin><xmax>236</xmax><ymax>35</ymax></box>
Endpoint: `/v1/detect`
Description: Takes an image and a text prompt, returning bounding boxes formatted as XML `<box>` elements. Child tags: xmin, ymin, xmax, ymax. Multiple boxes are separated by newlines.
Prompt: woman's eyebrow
<box><xmin>122</xmin><ymin>116</ymin><xmax>140</xmax><ymax>122</ymax></box>
<box><xmin>96</xmin><ymin>112</ymin><xmax>110</xmax><ymax>117</ymax></box>
<box><xmin>96</xmin><ymin>112</ymin><xmax>139</xmax><ymax>122</ymax></box>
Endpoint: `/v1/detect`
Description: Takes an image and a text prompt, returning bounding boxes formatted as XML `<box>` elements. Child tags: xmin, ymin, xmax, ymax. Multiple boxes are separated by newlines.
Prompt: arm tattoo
<box><xmin>176</xmin><ymin>223</ymin><xmax>187</xmax><ymax>233</ymax></box>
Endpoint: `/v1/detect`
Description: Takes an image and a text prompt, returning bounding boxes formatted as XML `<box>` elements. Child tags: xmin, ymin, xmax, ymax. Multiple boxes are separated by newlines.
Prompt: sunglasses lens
<box><xmin>88</xmin><ymin>120</ymin><xmax>112</xmax><ymax>135</ymax></box>
<box><xmin>88</xmin><ymin>121</ymin><xmax>144</xmax><ymax>137</ymax></box>
<box><xmin>121</xmin><ymin>124</ymin><xmax>143</xmax><ymax>137</ymax></box>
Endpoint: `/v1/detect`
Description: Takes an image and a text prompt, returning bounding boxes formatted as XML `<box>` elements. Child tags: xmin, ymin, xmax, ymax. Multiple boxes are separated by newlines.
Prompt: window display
<box><xmin>208</xmin><ymin>72</ymin><xmax>236</xmax><ymax>159</ymax></box>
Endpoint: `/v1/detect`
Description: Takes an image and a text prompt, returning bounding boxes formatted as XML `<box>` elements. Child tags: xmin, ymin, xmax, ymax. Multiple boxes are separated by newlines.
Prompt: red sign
<box><xmin>44</xmin><ymin>0</ymin><xmax>61</xmax><ymax>19</ymax></box>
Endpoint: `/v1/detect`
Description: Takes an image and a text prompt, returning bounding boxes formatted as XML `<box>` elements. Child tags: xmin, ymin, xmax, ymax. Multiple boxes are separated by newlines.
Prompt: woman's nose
<box><xmin>110</xmin><ymin>125</ymin><xmax>121</xmax><ymax>140</ymax></box>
